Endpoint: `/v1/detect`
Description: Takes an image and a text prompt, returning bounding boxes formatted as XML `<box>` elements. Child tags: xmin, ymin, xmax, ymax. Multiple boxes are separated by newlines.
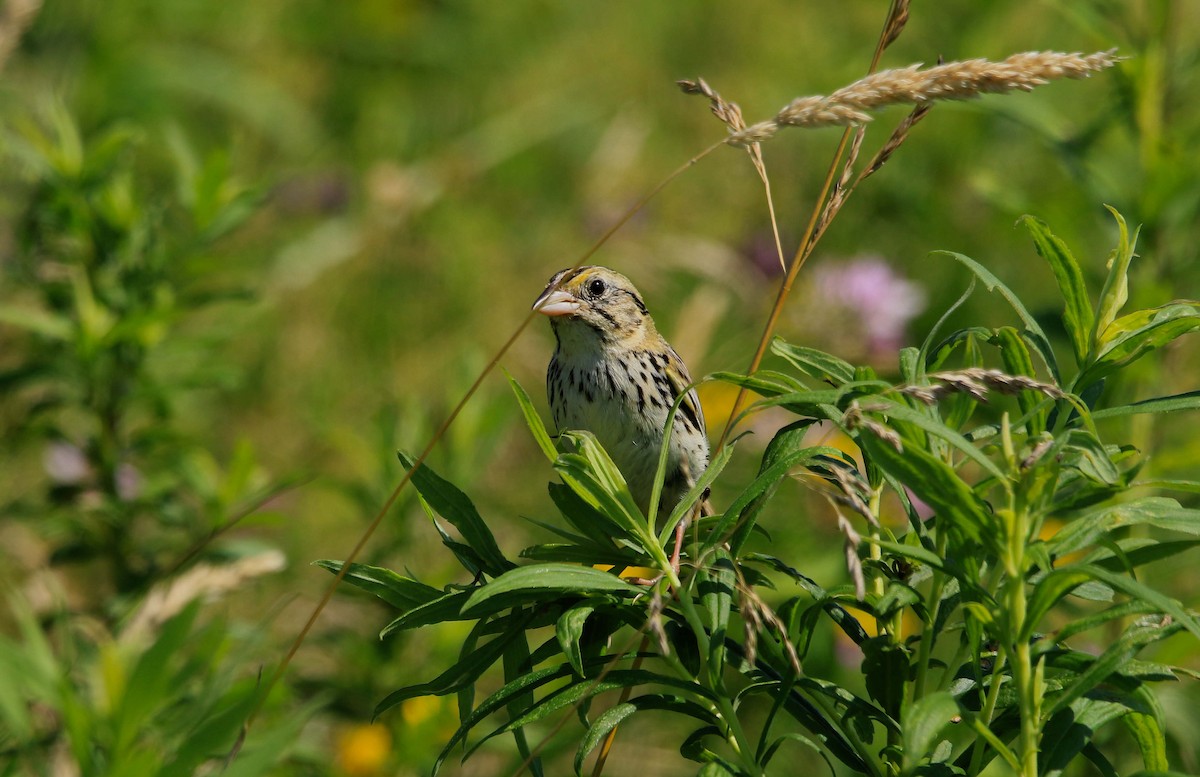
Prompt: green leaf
<box><xmin>937</xmin><ymin>250</ymin><xmax>1060</xmax><ymax>380</ymax></box>
<box><xmin>901</xmin><ymin>692</ymin><xmax>960</xmax><ymax>775</ymax></box>
<box><xmin>314</xmin><ymin>560</ymin><xmax>442</xmax><ymax>611</ymax></box>
<box><xmin>991</xmin><ymin>326</ymin><xmax>1049</xmax><ymax>435</ymax></box>
<box><xmin>760</xmin><ymin>732</ymin><xmax>832</xmax><ymax>773</ymax></box>
<box><xmin>743</xmin><ymin>388</ymin><xmax>850</xmax><ymax>418</ymax></box>
<box><xmin>1020</xmin><ymin>215</ymin><xmax>1094</xmax><ymax>367</ymax></box>
<box><xmin>707</xmin><ymin>436</ymin><xmax>835</xmax><ymax>556</ymax></box>
<box><xmin>0</xmin><ymin>305</ymin><xmax>72</xmax><ymax>340</ymax></box>
<box><xmin>772</xmin><ymin>339</ymin><xmax>856</xmax><ymax>385</ymax></box>
<box><xmin>699</xmin><ymin>551</ymin><xmax>735</xmax><ymax>682</ymax></box>
<box><xmin>1094</xmin><ymin>206</ymin><xmax>1140</xmax><ymax>349</ymax></box>
<box><xmin>1041</xmin><ymin>697</ymin><xmax>1146</xmax><ymax>777</ymax></box>
<box><xmin>681</xmin><ymin>726</ymin><xmax>740</xmax><ymax>772</ymax></box>
<box><xmin>1123</xmin><ymin>705</ymin><xmax>1169</xmax><ymax>772</ymax></box>
<box><xmin>219</xmin><ymin>696</ymin><xmax>322</xmax><ymax>777</ymax></box>
<box><xmin>867</xmin><ymin>539</ymin><xmax>946</xmax><ymax>572</ymax></box>
<box><xmin>115</xmin><ymin>603</ymin><xmax>201</xmax><ymax>750</ymax></box>
<box><xmin>711</xmin><ymin>369</ymin><xmax>808</xmax><ymax>398</ymax></box>
<box><xmin>1060</xmin><ymin>429</ymin><xmax>1121</xmax><ymax>485</ymax></box>
<box><xmin>1049</xmin><ymin>600</ymin><xmax>1160</xmax><ymax>644</ymax></box>
<box><xmin>1088</xmin><ymin>540</ymin><xmax>1200</xmax><ymax>573</ymax></box>
<box><xmin>574</xmin><ymin>695</ymin><xmax>718</xmax><ymax>776</ymax></box>
<box><xmin>380</xmin><ymin>590</ymin><xmax>475</xmax><ymax>636</ymax></box>
<box><xmin>507</xmin><ymin>370</ymin><xmax>557</xmax><ymax>462</ymax></box>
<box><xmin>1077</xmin><ymin>565</ymin><xmax>1200</xmax><ymax>642</ymax></box>
<box><xmin>856</xmin><ymin>427</ymin><xmax>996</xmax><ymax>548</ymax></box>
<box><xmin>862</xmin><ymin>638</ymin><xmax>907</xmax><ymax>719</ymax></box>
<box><xmin>547</xmin><ymin>482</ymin><xmax>630</xmax><ymax>548</ymax></box>
<box><xmin>861</xmin><ymin>399</ymin><xmax>1007</xmax><ymax>483</ymax></box>
<box><xmin>920</xmin><ymin>277</ymin><xmax>978</xmax><ymax>377</ymax></box>
<box><xmin>462</xmin><ymin>563</ymin><xmax>641</xmax><ymax>616</ymax></box>
<box><xmin>519</xmin><ymin>543</ymin><xmax>643</xmax><ymax>567</ymax></box>
<box><xmin>501</xmin><ymin>630</ymin><xmax>541</xmax><ymax>776</ymax></box>
<box><xmin>1091</xmin><ymin>390</ymin><xmax>1200</xmax><ymax>420</ymax></box>
<box><xmin>375</xmin><ymin>613</ymin><xmax>534</xmax><ymax>718</ymax></box>
<box><xmin>1050</xmin><ymin>497</ymin><xmax>1200</xmax><ymax>557</ymax></box>
<box><xmin>554</xmin><ymin>431</ymin><xmax>655</xmax><ymax>550</ymax></box>
<box><xmin>431</xmin><ymin>665</ymin><xmax>567</xmax><ymax>773</ymax></box>
<box><xmin>160</xmin><ymin>679</ymin><xmax>261</xmax><ymax>774</ymax></box>
<box><xmin>1081</xmin><ymin>302</ymin><xmax>1200</xmax><ymax>389</ymax></box>
<box><xmin>1023</xmin><ymin>569</ymin><xmax>1095</xmax><ymax>641</ymax></box>
<box><xmin>463</xmin><ymin>670</ymin><xmax>716</xmax><ymax>764</ymax></box>
<box><xmin>746</xmin><ymin>554</ymin><xmax>869</xmax><ymax>645</ymax></box>
<box><xmin>399</xmin><ymin>451</ymin><xmax>511</xmax><ymax>576</ymax></box>
<box><xmin>556</xmin><ymin>605</ymin><xmax>594</xmax><ymax>677</ymax></box>
<box><xmin>660</xmin><ymin>434</ymin><xmax>736</xmax><ymax>546</ymax></box>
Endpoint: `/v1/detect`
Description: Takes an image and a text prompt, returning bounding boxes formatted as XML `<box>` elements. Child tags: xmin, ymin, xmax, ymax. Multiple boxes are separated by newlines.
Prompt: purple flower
<box><xmin>812</xmin><ymin>256</ymin><xmax>926</xmax><ymax>356</ymax></box>
<box><xmin>44</xmin><ymin>442</ymin><xmax>89</xmax><ymax>484</ymax></box>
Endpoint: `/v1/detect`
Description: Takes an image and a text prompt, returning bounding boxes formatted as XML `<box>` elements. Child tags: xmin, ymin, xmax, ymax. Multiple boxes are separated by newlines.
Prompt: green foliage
<box><xmin>1</xmin><ymin>105</ymin><xmax>275</xmax><ymax>596</ymax></box>
<box><xmin>331</xmin><ymin>211</ymin><xmax>1200</xmax><ymax>776</ymax></box>
<box><xmin>0</xmin><ymin>598</ymin><xmax>312</xmax><ymax>775</ymax></box>
<box><xmin>0</xmin><ymin>108</ymin><xmax>305</xmax><ymax>773</ymax></box>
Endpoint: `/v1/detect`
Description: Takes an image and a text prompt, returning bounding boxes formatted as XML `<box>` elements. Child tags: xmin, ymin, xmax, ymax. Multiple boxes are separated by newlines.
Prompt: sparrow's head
<box><xmin>532</xmin><ymin>266</ymin><xmax>656</xmax><ymax>346</ymax></box>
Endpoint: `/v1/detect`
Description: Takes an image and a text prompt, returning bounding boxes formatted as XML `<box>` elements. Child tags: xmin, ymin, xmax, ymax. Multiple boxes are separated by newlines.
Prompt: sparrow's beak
<box><xmin>533</xmin><ymin>288</ymin><xmax>580</xmax><ymax>317</ymax></box>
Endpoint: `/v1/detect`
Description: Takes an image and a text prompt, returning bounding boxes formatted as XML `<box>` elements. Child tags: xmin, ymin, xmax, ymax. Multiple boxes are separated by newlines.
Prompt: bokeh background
<box><xmin>2</xmin><ymin>1</ymin><xmax>1198</xmax><ymax>774</ymax></box>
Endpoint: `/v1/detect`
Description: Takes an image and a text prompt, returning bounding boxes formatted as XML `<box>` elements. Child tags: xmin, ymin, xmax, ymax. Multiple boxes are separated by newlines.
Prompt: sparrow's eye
<box><xmin>586</xmin><ymin>278</ymin><xmax>607</xmax><ymax>297</ymax></box>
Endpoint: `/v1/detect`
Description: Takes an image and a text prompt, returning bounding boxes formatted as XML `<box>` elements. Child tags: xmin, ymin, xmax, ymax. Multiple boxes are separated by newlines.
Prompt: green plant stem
<box><xmin>910</xmin><ymin>532</ymin><xmax>948</xmax><ymax>705</ymax></box>
<box><xmin>1006</xmin><ymin>572</ymin><xmax>1038</xmax><ymax>777</ymax></box>
<box><xmin>869</xmin><ymin>487</ymin><xmax>886</xmax><ymax>602</ymax></box>
<box><xmin>663</xmin><ymin>567</ymin><xmax>764</xmax><ymax>777</ymax></box>
<box><xmin>754</xmin><ymin>673</ymin><xmax>796</xmax><ymax>763</ymax></box>
<box><xmin>967</xmin><ymin>645</ymin><xmax>1009</xmax><ymax>774</ymax></box>
<box><xmin>998</xmin><ymin>426</ymin><xmax>1039</xmax><ymax>777</ymax></box>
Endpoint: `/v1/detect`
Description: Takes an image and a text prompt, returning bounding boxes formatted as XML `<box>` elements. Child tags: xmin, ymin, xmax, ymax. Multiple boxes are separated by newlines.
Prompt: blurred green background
<box><xmin>2</xmin><ymin>0</ymin><xmax>1198</xmax><ymax>774</ymax></box>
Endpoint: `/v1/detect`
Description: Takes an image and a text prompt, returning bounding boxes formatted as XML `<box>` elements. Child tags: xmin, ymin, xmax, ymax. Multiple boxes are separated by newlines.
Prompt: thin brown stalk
<box><xmin>860</xmin><ymin>101</ymin><xmax>932</xmax><ymax>183</ymax></box>
<box><xmin>713</xmin><ymin>1</ymin><xmax>909</xmax><ymax>453</ymax></box>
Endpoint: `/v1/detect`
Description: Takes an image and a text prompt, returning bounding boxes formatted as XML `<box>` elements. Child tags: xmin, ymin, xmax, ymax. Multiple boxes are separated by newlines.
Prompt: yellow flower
<box><xmin>335</xmin><ymin>723</ymin><xmax>392</xmax><ymax>777</ymax></box>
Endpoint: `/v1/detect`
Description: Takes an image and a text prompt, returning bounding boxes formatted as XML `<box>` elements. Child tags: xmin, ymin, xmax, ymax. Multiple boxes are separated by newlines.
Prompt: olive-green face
<box><xmin>532</xmin><ymin>266</ymin><xmax>653</xmax><ymax>342</ymax></box>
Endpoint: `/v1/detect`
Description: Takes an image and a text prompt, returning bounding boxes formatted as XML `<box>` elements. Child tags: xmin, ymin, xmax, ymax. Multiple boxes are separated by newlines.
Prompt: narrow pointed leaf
<box><xmin>575</xmin><ymin>695</ymin><xmax>718</xmax><ymax>775</ymax></box>
<box><xmin>507</xmin><ymin>370</ymin><xmax>557</xmax><ymax>462</ymax></box>
<box><xmin>772</xmin><ymin>339</ymin><xmax>856</xmax><ymax>385</ymax></box>
<box><xmin>399</xmin><ymin>451</ymin><xmax>511</xmax><ymax>575</ymax></box>
<box><xmin>1094</xmin><ymin>206</ymin><xmax>1139</xmax><ymax>347</ymax></box>
<box><xmin>556</xmin><ymin>605</ymin><xmax>594</xmax><ymax>677</ymax></box>
<box><xmin>380</xmin><ymin>590</ymin><xmax>474</xmax><ymax>636</ymax></box>
<box><xmin>554</xmin><ymin>431</ymin><xmax>653</xmax><ymax>548</ymax></box>
<box><xmin>462</xmin><ymin>563</ymin><xmax>640</xmax><ymax>616</ymax></box>
<box><xmin>1020</xmin><ymin>215</ymin><xmax>1094</xmax><ymax>367</ymax></box>
<box><xmin>315</xmin><ymin>560</ymin><xmax>442</xmax><ymax>611</ymax></box>
<box><xmin>1091</xmin><ymin>390</ymin><xmax>1200</xmax><ymax>420</ymax></box>
<box><xmin>1081</xmin><ymin>302</ymin><xmax>1200</xmax><ymax>389</ymax></box>
<box><xmin>375</xmin><ymin>613</ymin><xmax>533</xmax><ymax>718</ymax></box>
<box><xmin>992</xmin><ymin>326</ymin><xmax>1049</xmax><ymax>435</ymax></box>
<box><xmin>937</xmin><ymin>250</ymin><xmax>1060</xmax><ymax>380</ymax></box>
<box><xmin>1050</xmin><ymin>497</ymin><xmax>1200</xmax><ymax>557</ymax></box>
<box><xmin>857</xmin><ymin>430</ymin><xmax>996</xmax><ymax>548</ymax></box>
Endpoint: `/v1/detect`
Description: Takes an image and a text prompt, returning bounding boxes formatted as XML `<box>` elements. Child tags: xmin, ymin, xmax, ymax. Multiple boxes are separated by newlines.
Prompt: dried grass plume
<box><xmin>728</xmin><ymin>50</ymin><xmax>1120</xmax><ymax>146</ymax></box>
